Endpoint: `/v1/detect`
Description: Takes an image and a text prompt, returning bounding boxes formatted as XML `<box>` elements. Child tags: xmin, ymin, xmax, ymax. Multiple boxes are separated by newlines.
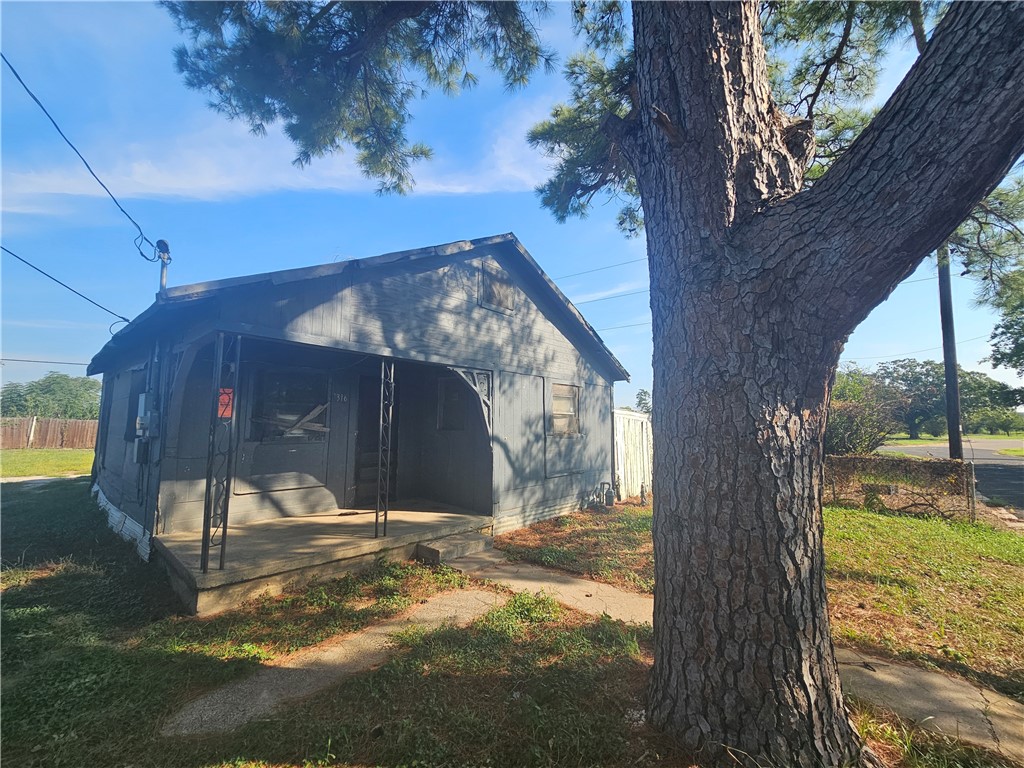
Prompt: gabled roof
<box><xmin>89</xmin><ymin>233</ymin><xmax>630</xmax><ymax>381</ymax></box>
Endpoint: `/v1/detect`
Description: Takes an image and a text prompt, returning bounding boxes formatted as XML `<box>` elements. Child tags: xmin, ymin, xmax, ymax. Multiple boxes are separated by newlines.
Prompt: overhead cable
<box><xmin>553</xmin><ymin>257</ymin><xmax>646</xmax><ymax>280</ymax></box>
<box><xmin>575</xmin><ymin>288</ymin><xmax>649</xmax><ymax>305</ymax></box>
<box><xmin>1</xmin><ymin>52</ymin><xmax>157</xmax><ymax>262</ymax></box>
<box><xmin>1</xmin><ymin>246</ymin><xmax>130</xmax><ymax>322</ymax></box>
<box><xmin>0</xmin><ymin>358</ymin><xmax>89</xmax><ymax>366</ymax></box>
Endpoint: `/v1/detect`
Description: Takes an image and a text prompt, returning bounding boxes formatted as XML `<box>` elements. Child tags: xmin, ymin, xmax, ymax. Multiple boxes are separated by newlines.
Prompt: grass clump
<box><xmin>852</xmin><ymin>699</ymin><xmax>1018</xmax><ymax>768</ymax></box>
<box><xmin>0</xmin><ymin>448</ymin><xmax>94</xmax><ymax>478</ymax></box>
<box><xmin>497</xmin><ymin>503</ymin><xmax>1024</xmax><ymax>702</ymax></box>
<box><xmin>497</xmin><ymin>505</ymin><xmax>655</xmax><ymax>594</ymax></box>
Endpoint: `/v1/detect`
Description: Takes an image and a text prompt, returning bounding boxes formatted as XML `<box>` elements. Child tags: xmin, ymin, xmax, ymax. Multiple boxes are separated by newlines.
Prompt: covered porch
<box><xmin>153</xmin><ymin>501</ymin><xmax>491</xmax><ymax>615</ymax></box>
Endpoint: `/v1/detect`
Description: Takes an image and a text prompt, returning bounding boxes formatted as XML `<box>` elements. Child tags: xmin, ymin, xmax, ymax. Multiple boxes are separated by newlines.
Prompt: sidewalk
<box><xmin>161</xmin><ymin>588</ymin><xmax>505</xmax><ymax>736</ymax></box>
<box><xmin>452</xmin><ymin>549</ymin><xmax>1024</xmax><ymax>765</ymax></box>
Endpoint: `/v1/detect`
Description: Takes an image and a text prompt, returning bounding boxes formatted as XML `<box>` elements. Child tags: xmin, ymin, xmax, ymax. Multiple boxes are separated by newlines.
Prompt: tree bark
<box><xmin>619</xmin><ymin>2</ymin><xmax>1024</xmax><ymax>766</ymax></box>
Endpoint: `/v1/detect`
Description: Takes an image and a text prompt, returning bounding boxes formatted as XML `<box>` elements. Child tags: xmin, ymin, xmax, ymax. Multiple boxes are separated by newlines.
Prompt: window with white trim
<box><xmin>549</xmin><ymin>383</ymin><xmax>580</xmax><ymax>436</ymax></box>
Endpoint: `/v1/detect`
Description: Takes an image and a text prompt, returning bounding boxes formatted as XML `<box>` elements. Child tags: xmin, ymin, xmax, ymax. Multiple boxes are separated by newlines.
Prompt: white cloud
<box><xmin>2</xmin><ymin>118</ymin><xmax>372</xmax><ymax>211</ymax></box>
<box><xmin>2</xmin><ymin>96</ymin><xmax>558</xmax><ymax>214</ymax></box>
<box><xmin>413</xmin><ymin>97</ymin><xmax>555</xmax><ymax>195</ymax></box>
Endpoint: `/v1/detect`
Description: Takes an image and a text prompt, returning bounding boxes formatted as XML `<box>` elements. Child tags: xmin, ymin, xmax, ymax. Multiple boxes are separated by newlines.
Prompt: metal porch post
<box><xmin>375</xmin><ymin>359</ymin><xmax>395</xmax><ymax>538</ymax></box>
<box><xmin>200</xmin><ymin>333</ymin><xmax>242</xmax><ymax>572</ymax></box>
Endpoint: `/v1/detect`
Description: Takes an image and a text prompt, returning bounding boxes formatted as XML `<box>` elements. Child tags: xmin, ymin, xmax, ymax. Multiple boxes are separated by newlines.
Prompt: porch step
<box><xmin>416</xmin><ymin>531</ymin><xmax>492</xmax><ymax>565</ymax></box>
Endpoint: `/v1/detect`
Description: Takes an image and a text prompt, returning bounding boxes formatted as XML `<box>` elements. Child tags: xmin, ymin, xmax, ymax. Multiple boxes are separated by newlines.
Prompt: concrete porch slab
<box><xmin>153</xmin><ymin>502</ymin><xmax>491</xmax><ymax>615</ymax></box>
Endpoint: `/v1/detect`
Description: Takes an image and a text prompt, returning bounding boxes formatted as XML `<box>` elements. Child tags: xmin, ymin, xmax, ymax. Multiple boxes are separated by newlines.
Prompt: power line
<box><xmin>596</xmin><ymin>321</ymin><xmax>650</xmax><ymax>332</ymax></box>
<box><xmin>1</xmin><ymin>358</ymin><xmax>89</xmax><ymax>366</ymax></box>
<box><xmin>553</xmin><ymin>257</ymin><xmax>646</xmax><ymax>280</ymax></box>
<box><xmin>1</xmin><ymin>52</ymin><xmax>157</xmax><ymax>262</ymax></box>
<box><xmin>844</xmin><ymin>334</ymin><xmax>989</xmax><ymax>361</ymax></box>
<box><xmin>595</xmin><ymin>321</ymin><xmax>991</xmax><ymax>363</ymax></box>
<box><xmin>575</xmin><ymin>288</ymin><xmax>649</xmax><ymax>305</ymax></box>
<box><xmin>1</xmin><ymin>246</ymin><xmax>130</xmax><ymax>322</ymax></box>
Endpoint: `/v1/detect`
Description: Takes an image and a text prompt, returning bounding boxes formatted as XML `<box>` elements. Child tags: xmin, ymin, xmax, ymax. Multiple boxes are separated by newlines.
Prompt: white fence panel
<box><xmin>613</xmin><ymin>408</ymin><xmax>653</xmax><ymax>499</ymax></box>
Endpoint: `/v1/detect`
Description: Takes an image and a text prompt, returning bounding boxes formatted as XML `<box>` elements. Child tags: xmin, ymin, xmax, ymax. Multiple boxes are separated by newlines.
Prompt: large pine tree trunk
<box><xmin>643</xmin><ymin>223</ymin><xmax>869</xmax><ymax>766</ymax></box>
<box><xmin>614</xmin><ymin>2</ymin><xmax>1024</xmax><ymax>766</ymax></box>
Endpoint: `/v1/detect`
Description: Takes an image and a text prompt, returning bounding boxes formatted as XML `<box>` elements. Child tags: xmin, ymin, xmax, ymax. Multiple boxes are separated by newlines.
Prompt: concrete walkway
<box><xmin>452</xmin><ymin>549</ymin><xmax>1024</xmax><ymax>765</ymax></box>
<box><xmin>161</xmin><ymin>588</ymin><xmax>505</xmax><ymax>736</ymax></box>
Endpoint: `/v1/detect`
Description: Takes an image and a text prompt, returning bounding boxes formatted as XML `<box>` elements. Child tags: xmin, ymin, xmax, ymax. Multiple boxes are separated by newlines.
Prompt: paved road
<box><xmin>879</xmin><ymin>438</ymin><xmax>1024</xmax><ymax>516</ymax></box>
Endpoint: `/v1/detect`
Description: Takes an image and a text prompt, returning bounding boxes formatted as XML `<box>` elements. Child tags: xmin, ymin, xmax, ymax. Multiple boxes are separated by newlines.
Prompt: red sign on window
<box><xmin>218</xmin><ymin>388</ymin><xmax>234</xmax><ymax>419</ymax></box>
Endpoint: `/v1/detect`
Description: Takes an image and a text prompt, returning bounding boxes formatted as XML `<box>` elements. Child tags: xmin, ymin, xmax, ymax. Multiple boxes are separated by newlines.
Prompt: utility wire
<box><xmin>2</xmin><ymin>246</ymin><xmax>130</xmax><ymax>322</ymax></box>
<box><xmin>1</xmin><ymin>358</ymin><xmax>89</xmax><ymax>366</ymax></box>
<box><xmin>596</xmin><ymin>318</ymin><xmax>991</xmax><ymax>362</ymax></box>
<box><xmin>1</xmin><ymin>52</ymin><xmax>157</xmax><ymax>262</ymax></box>
<box><xmin>575</xmin><ymin>288</ymin><xmax>649</xmax><ymax>305</ymax></box>
<box><xmin>844</xmin><ymin>334</ymin><xmax>989</xmax><ymax>361</ymax></box>
<box><xmin>577</xmin><ymin>272</ymin><xmax>943</xmax><ymax>308</ymax></box>
<box><xmin>596</xmin><ymin>321</ymin><xmax>650</xmax><ymax>332</ymax></box>
<box><xmin>553</xmin><ymin>257</ymin><xmax>646</xmax><ymax>280</ymax></box>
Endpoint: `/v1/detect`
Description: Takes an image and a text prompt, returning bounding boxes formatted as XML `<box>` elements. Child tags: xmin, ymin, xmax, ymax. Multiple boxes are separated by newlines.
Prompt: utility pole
<box><xmin>937</xmin><ymin>243</ymin><xmax>963</xmax><ymax>460</ymax></box>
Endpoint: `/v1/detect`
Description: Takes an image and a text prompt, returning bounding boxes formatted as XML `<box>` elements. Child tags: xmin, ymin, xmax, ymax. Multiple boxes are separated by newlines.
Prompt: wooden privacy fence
<box><xmin>613</xmin><ymin>408</ymin><xmax>653</xmax><ymax>499</ymax></box>
<box><xmin>1</xmin><ymin>417</ymin><xmax>99</xmax><ymax>449</ymax></box>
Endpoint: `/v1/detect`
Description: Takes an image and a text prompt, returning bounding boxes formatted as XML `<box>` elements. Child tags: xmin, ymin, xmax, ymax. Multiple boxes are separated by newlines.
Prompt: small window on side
<box><xmin>479</xmin><ymin>262</ymin><xmax>515</xmax><ymax>314</ymax></box>
<box><xmin>550</xmin><ymin>383</ymin><xmax>580</xmax><ymax>436</ymax></box>
<box><xmin>438</xmin><ymin>378</ymin><xmax>467</xmax><ymax>431</ymax></box>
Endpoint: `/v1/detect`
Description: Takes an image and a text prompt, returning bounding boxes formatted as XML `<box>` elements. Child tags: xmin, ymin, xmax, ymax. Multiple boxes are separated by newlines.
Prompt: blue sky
<box><xmin>2</xmin><ymin>1</ymin><xmax>1019</xmax><ymax>404</ymax></box>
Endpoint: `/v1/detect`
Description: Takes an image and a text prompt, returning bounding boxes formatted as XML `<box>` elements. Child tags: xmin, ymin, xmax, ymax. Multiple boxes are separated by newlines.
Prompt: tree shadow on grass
<box><xmin>160</xmin><ymin>609</ymin><xmax>674</xmax><ymax>768</ymax></box>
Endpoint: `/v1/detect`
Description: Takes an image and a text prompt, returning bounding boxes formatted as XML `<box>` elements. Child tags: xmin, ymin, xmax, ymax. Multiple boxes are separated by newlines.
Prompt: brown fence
<box><xmin>824</xmin><ymin>454</ymin><xmax>975</xmax><ymax>521</ymax></box>
<box><xmin>1</xmin><ymin>417</ymin><xmax>99</xmax><ymax>449</ymax></box>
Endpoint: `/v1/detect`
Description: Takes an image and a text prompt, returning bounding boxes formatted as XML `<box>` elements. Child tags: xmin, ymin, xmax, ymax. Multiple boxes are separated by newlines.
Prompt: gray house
<box><xmin>88</xmin><ymin>233</ymin><xmax>628</xmax><ymax>612</ymax></box>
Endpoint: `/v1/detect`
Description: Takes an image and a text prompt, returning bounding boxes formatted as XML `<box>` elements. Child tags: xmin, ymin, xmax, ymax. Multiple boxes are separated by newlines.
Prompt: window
<box><xmin>437</xmin><ymin>378</ymin><xmax>467</xmax><ymax>431</ymax></box>
<box><xmin>249</xmin><ymin>368</ymin><xmax>329</xmax><ymax>443</ymax></box>
<box><xmin>549</xmin><ymin>383</ymin><xmax>580</xmax><ymax>436</ymax></box>
<box><xmin>479</xmin><ymin>262</ymin><xmax>515</xmax><ymax>314</ymax></box>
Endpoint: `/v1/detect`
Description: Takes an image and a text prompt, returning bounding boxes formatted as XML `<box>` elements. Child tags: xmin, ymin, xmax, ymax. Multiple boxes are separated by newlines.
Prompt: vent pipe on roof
<box><xmin>156</xmin><ymin>239</ymin><xmax>171</xmax><ymax>296</ymax></box>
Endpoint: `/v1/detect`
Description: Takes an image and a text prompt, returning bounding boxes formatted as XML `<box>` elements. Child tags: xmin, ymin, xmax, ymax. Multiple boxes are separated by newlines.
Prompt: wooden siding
<box><xmin>204</xmin><ymin>251</ymin><xmax>616</xmax><ymax>528</ymax></box>
<box><xmin>95</xmin><ymin>365</ymin><xmax>149</xmax><ymax>526</ymax></box>
<box><xmin>111</xmin><ymin>248</ymin><xmax>617</xmax><ymax>538</ymax></box>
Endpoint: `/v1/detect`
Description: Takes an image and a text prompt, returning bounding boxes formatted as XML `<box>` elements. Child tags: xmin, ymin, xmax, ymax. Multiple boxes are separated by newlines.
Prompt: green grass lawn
<box><xmin>0</xmin><ymin>448</ymin><xmax>94</xmax><ymax>478</ymax></box>
<box><xmin>1</xmin><ymin>480</ymin><xmax>1016</xmax><ymax>768</ymax></box>
<box><xmin>497</xmin><ymin>504</ymin><xmax>1024</xmax><ymax>704</ymax></box>
<box><xmin>997</xmin><ymin>447</ymin><xmax>1024</xmax><ymax>457</ymax></box>
<box><xmin>884</xmin><ymin>432</ymin><xmax>1024</xmax><ymax>447</ymax></box>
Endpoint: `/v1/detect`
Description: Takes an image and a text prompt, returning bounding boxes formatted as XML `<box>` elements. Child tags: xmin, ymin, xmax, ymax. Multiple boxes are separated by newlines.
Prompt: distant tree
<box><xmin>874</xmin><ymin>359</ymin><xmax>946</xmax><ymax>439</ymax></box>
<box><xmin>634</xmin><ymin>388</ymin><xmax>651</xmax><ymax>415</ymax></box>
<box><xmin>988</xmin><ymin>302</ymin><xmax>1024</xmax><ymax>378</ymax></box>
<box><xmin>0</xmin><ymin>372</ymin><xmax>101</xmax><ymax>420</ymax></box>
<box><xmin>963</xmin><ymin>406</ymin><xmax>1024</xmax><ymax>436</ymax></box>
<box><xmin>985</xmin><ymin>271</ymin><xmax>1024</xmax><ymax>378</ymax></box>
<box><xmin>824</xmin><ymin>367</ymin><xmax>898</xmax><ymax>454</ymax></box>
<box><xmin>874</xmin><ymin>359</ymin><xmax>1019</xmax><ymax>439</ymax></box>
